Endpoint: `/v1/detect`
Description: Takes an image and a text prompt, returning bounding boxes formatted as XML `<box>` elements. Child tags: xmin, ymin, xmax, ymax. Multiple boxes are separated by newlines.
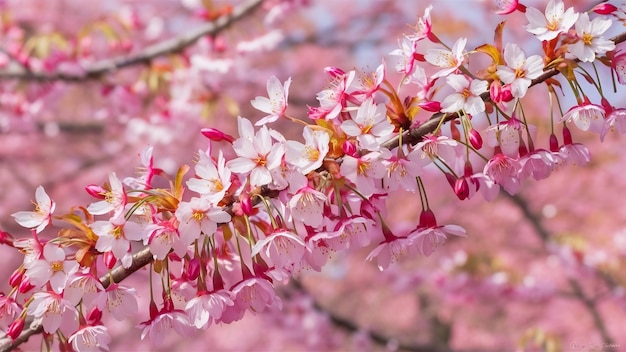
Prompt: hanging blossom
<box><xmin>340</xmin><ymin>98</ymin><xmax>395</xmax><ymax>150</ymax></box>
<box><xmin>525</xmin><ymin>0</ymin><xmax>579</xmax><ymax>41</ymax></box>
<box><xmin>496</xmin><ymin>43</ymin><xmax>544</xmax><ymax>98</ymax></box>
<box><xmin>12</xmin><ymin>186</ymin><xmax>55</xmax><ymax>234</ymax></box>
<box><xmin>440</xmin><ymin>74</ymin><xmax>488</xmax><ymax>116</ymax></box>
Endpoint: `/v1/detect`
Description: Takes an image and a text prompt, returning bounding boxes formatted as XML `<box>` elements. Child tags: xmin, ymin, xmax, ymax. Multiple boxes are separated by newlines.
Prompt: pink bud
<box><xmin>418</xmin><ymin>100</ymin><xmax>441</xmax><ymax>112</ymax></box>
<box><xmin>201</xmin><ymin>128</ymin><xmax>234</xmax><ymax>143</ymax></box>
<box><xmin>592</xmin><ymin>3</ymin><xmax>617</xmax><ymax>15</ymax></box>
<box><xmin>7</xmin><ymin>318</ymin><xmax>25</xmax><ymax>340</ymax></box>
<box><xmin>149</xmin><ymin>301</ymin><xmax>159</xmax><ymax>319</ymax></box>
<box><xmin>85</xmin><ymin>185</ymin><xmax>106</xmax><ymax>199</ymax></box>
<box><xmin>104</xmin><ymin>252</ymin><xmax>117</xmax><ymax>269</ymax></box>
<box><xmin>18</xmin><ymin>278</ymin><xmax>34</xmax><ymax>294</ymax></box>
<box><xmin>240</xmin><ymin>195</ymin><xmax>253</xmax><ymax>216</ymax></box>
<box><xmin>454</xmin><ymin>178</ymin><xmax>469</xmax><ymax>200</ymax></box>
<box><xmin>342</xmin><ymin>140</ymin><xmax>358</xmax><ymax>157</ymax></box>
<box><xmin>324</xmin><ymin>66</ymin><xmax>346</xmax><ymax>78</ymax></box>
<box><xmin>187</xmin><ymin>258</ymin><xmax>200</xmax><ymax>281</ymax></box>
<box><xmin>549</xmin><ymin>134</ymin><xmax>559</xmax><ymax>152</ymax></box>
<box><xmin>463</xmin><ymin>161</ymin><xmax>474</xmax><ymax>177</ymax></box>
<box><xmin>468</xmin><ymin>129</ymin><xmax>483</xmax><ymax>149</ymax></box>
<box><xmin>9</xmin><ymin>269</ymin><xmax>23</xmax><ymax>288</ymax></box>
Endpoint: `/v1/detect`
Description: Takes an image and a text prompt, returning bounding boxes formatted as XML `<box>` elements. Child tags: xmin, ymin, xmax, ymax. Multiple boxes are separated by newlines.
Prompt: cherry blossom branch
<box><xmin>382</xmin><ymin>31</ymin><xmax>626</xmax><ymax>152</ymax></box>
<box><xmin>0</xmin><ymin>0</ymin><xmax>264</xmax><ymax>82</ymax></box>
<box><xmin>505</xmin><ymin>193</ymin><xmax>615</xmax><ymax>345</ymax></box>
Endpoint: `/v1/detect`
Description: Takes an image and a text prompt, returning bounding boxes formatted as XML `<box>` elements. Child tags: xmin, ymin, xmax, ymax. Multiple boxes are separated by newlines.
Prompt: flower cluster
<box><xmin>3</xmin><ymin>0</ymin><xmax>626</xmax><ymax>350</ymax></box>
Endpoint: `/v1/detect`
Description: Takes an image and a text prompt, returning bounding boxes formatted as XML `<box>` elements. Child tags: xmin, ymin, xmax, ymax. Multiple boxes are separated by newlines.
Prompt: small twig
<box><xmin>0</xmin><ymin>0</ymin><xmax>264</xmax><ymax>82</ymax></box>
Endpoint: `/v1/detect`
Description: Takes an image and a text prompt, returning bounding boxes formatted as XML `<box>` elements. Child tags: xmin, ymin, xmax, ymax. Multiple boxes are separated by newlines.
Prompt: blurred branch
<box><xmin>504</xmin><ymin>193</ymin><xmax>615</xmax><ymax>345</ymax></box>
<box><xmin>0</xmin><ymin>0</ymin><xmax>264</xmax><ymax>82</ymax></box>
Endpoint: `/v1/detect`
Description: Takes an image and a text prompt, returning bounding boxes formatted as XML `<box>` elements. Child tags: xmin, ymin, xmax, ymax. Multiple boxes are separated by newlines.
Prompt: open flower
<box><xmin>525</xmin><ymin>0</ymin><xmax>578</xmax><ymax>41</ymax></box>
<box><xmin>440</xmin><ymin>74</ymin><xmax>488</xmax><ymax>116</ymax></box>
<box><xmin>25</xmin><ymin>242</ymin><xmax>78</xmax><ymax>294</ymax></box>
<box><xmin>569</xmin><ymin>12</ymin><xmax>614</xmax><ymax>62</ymax></box>
<box><xmin>425</xmin><ymin>37</ymin><xmax>466</xmax><ymax>79</ymax></box>
<box><xmin>496</xmin><ymin>43</ymin><xmax>544</xmax><ymax>98</ymax></box>
<box><xmin>251</xmin><ymin>75</ymin><xmax>291</xmax><ymax>126</ymax></box>
<box><xmin>12</xmin><ymin>185</ymin><xmax>55</xmax><ymax>234</ymax></box>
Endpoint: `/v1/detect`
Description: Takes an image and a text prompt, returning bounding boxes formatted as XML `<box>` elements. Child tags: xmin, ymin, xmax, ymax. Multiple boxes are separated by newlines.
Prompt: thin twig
<box><xmin>0</xmin><ymin>0</ymin><xmax>264</xmax><ymax>81</ymax></box>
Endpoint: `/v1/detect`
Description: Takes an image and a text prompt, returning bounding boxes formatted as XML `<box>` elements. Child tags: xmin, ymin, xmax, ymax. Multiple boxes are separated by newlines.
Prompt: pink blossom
<box><xmin>64</xmin><ymin>271</ymin><xmax>105</xmax><ymax>310</ymax></box>
<box><xmin>146</xmin><ymin>219</ymin><xmax>185</xmax><ymax>259</ymax></box>
<box><xmin>612</xmin><ymin>50</ymin><xmax>626</xmax><ymax>85</ymax></box>
<box><xmin>496</xmin><ymin>43</ymin><xmax>544</xmax><ymax>98</ymax></box>
<box><xmin>11</xmin><ymin>185</ymin><xmax>55</xmax><ymax>234</ymax></box>
<box><xmin>341</xmin><ymin>151</ymin><xmax>387</xmax><ymax>197</ymax></box>
<box><xmin>519</xmin><ymin>149</ymin><xmax>559</xmax><ymax>180</ymax></box>
<box><xmin>494</xmin><ymin>0</ymin><xmax>525</xmax><ymax>15</ymax></box>
<box><xmin>26</xmin><ymin>291</ymin><xmax>79</xmax><ymax>334</ymax></box>
<box><xmin>0</xmin><ymin>295</ymin><xmax>20</xmax><ymax>330</ymax></box>
<box><xmin>408</xmin><ymin>210</ymin><xmax>467</xmax><ymax>257</ymax></box>
<box><xmin>86</xmin><ymin>172</ymin><xmax>127</xmax><ymax>218</ymax></box>
<box><xmin>411</xmin><ymin>135</ymin><xmax>460</xmax><ymax>166</ymax></box>
<box><xmin>483</xmin><ymin>151</ymin><xmax>522</xmax><ymax>194</ymax></box>
<box><xmin>285</xmin><ymin>126</ymin><xmax>329</xmax><ymax>175</ymax></box>
<box><xmin>366</xmin><ymin>235</ymin><xmax>414</xmax><ymax>271</ymax></box>
<box><xmin>440</xmin><ymin>74</ymin><xmax>488</xmax><ymax>116</ymax></box>
<box><xmin>186</xmin><ymin>150</ymin><xmax>232</xmax><ymax>203</ymax></box>
<box><xmin>425</xmin><ymin>37</ymin><xmax>466</xmax><ymax>79</ymax></box>
<box><xmin>341</xmin><ymin>98</ymin><xmax>394</xmax><ymax>150</ymax></box>
<box><xmin>24</xmin><ymin>242</ymin><xmax>78</xmax><ymax>294</ymax></box>
<box><xmin>185</xmin><ymin>290</ymin><xmax>234</xmax><ymax>329</ymax></box>
<box><xmin>382</xmin><ymin>153</ymin><xmax>424</xmax><ymax>192</ymax></box>
<box><xmin>313</xmin><ymin>69</ymin><xmax>355</xmax><ymax>120</ymax></box>
<box><xmin>175</xmin><ymin>196</ymin><xmax>231</xmax><ymax>246</ymax></box>
<box><xmin>251</xmin><ymin>75</ymin><xmax>291</xmax><ymax>126</ymax></box>
<box><xmin>104</xmin><ymin>284</ymin><xmax>138</xmax><ymax>321</ymax></box>
<box><xmin>560</xmin><ymin>100</ymin><xmax>606</xmax><ymax>133</ymax></box>
<box><xmin>230</xmin><ymin>275</ymin><xmax>281</xmax><ymax>314</ymax></box>
<box><xmin>91</xmin><ymin>214</ymin><xmax>144</xmax><ymax>260</ymax></box>
<box><xmin>569</xmin><ymin>13</ymin><xmax>615</xmax><ymax>62</ymax></box>
<box><xmin>68</xmin><ymin>325</ymin><xmax>111</xmax><ymax>352</ymax></box>
<box><xmin>406</xmin><ymin>5</ymin><xmax>433</xmax><ymax>42</ymax></box>
<box><xmin>525</xmin><ymin>0</ymin><xmax>579</xmax><ymax>41</ymax></box>
<box><xmin>252</xmin><ymin>229</ymin><xmax>306</xmax><ymax>270</ymax></box>
<box><xmin>389</xmin><ymin>37</ymin><xmax>420</xmax><ymax>75</ymax></box>
<box><xmin>139</xmin><ymin>308</ymin><xmax>196</xmax><ymax>346</ymax></box>
<box><xmin>287</xmin><ymin>184</ymin><xmax>327</xmax><ymax>227</ymax></box>
<box><xmin>227</xmin><ymin>121</ymin><xmax>285</xmax><ymax>187</ymax></box>
<box><xmin>602</xmin><ymin>107</ymin><xmax>626</xmax><ymax>140</ymax></box>
<box><xmin>123</xmin><ymin>145</ymin><xmax>162</xmax><ymax>190</ymax></box>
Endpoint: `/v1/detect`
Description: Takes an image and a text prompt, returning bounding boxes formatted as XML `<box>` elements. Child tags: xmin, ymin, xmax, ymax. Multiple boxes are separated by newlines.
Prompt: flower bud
<box><xmin>201</xmin><ymin>128</ymin><xmax>234</xmax><ymax>143</ymax></box>
<box><xmin>592</xmin><ymin>3</ymin><xmax>617</xmax><ymax>15</ymax></box>
<box><xmin>187</xmin><ymin>258</ymin><xmax>201</xmax><ymax>281</ymax></box>
<box><xmin>104</xmin><ymin>252</ymin><xmax>117</xmax><ymax>269</ymax></box>
<box><xmin>324</xmin><ymin>66</ymin><xmax>346</xmax><ymax>78</ymax></box>
<box><xmin>469</xmin><ymin>129</ymin><xmax>483</xmax><ymax>149</ymax></box>
<box><xmin>240</xmin><ymin>195</ymin><xmax>253</xmax><ymax>216</ymax></box>
<box><xmin>9</xmin><ymin>269</ymin><xmax>23</xmax><ymax>288</ymax></box>
<box><xmin>342</xmin><ymin>140</ymin><xmax>358</xmax><ymax>157</ymax></box>
<box><xmin>85</xmin><ymin>185</ymin><xmax>106</xmax><ymax>199</ymax></box>
<box><xmin>87</xmin><ymin>307</ymin><xmax>103</xmax><ymax>324</ymax></box>
<box><xmin>418</xmin><ymin>100</ymin><xmax>441</xmax><ymax>112</ymax></box>
<box><xmin>7</xmin><ymin>317</ymin><xmax>25</xmax><ymax>340</ymax></box>
<box><xmin>18</xmin><ymin>278</ymin><xmax>34</xmax><ymax>294</ymax></box>
<box><xmin>454</xmin><ymin>178</ymin><xmax>470</xmax><ymax>200</ymax></box>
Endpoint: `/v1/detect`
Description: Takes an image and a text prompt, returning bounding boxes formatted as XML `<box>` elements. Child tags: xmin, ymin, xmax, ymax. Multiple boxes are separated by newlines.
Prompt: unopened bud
<box><xmin>187</xmin><ymin>258</ymin><xmax>201</xmax><ymax>281</ymax></box>
<box><xmin>324</xmin><ymin>66</ymin><xmax>345</xmax><ymax>78</ymax></box>
<box><xmin>7</xmin><ymin>318</ymin><xmax>25</xmax><ymax>340</ymax></box>
<box><xmin>240</xmin><ymin>196</ymin><xmax>253</xmax><ymax>216</ymax></box>
<box><xmin>454</xmin><ymin>178</ymin><xmax>469</xmax><ymax>200</ymax></box>
<box><xmin>342</xmin><ymin>140</ymin><xmax>358</xmax><ymax>157</ymax></box>
<box><xmin>104</xmin><ymin>252</ymin><xmax>117</xmax><ymax>269</ymax></box>
<box><xmin>469</xmin><ymin>129</ymin><xmax>483</xmax><ymax>149</ymax></box>
<box><xmin>418</xmin><ymin>100</ymin><xmax>441</xmax><ymax>112</ymax></box>
<box><xmin>85</xmin><ymin>185</ymin><xmax>106</xmax><ymax>199</ymax></box>
<box><xmin>201</xmin><ymin>128</ymin><xmax>234</xmax><ymax>143</ymax></box>
<box><xmin>18</xmin><ymin>278</ymin><xmax>34</xmax><ymax>294</ymax></box>
<box><xmin>87</xmin><ymin>307</ymin><xmax>103</xmax><ymax>323</ymax></box>
<box><xmin>9</xmin><ymin>269</ymin><xmax>23</xmax><ymax>288</ymax></box>
<box><xmin>592</xmin><ymin>3</ymin><xmax>617</xmax><ymax>15</ymax></box>
<box><xmin>549</xmin><ymin>134</ymin><xmax>559</xmax><ymax>152</ymax></box>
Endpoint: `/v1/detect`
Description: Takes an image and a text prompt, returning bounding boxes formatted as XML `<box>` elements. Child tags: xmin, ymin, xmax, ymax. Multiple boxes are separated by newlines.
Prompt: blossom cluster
<box><xmin>2</xmin><ymin>0</ymin><xmax>626</xmax><ymax>350</ymax></box>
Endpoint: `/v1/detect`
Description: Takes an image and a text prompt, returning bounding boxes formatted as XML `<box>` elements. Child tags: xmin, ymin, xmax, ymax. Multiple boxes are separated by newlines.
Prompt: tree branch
<box><xmin>504</xmin><ymin>193</ymin><xmax>615</xmax><ymax>345</ymax></box>
<box><xmin>0</xmin><ymin>0</ymin><xmax>264</xmax><ymax>82</ymax></box>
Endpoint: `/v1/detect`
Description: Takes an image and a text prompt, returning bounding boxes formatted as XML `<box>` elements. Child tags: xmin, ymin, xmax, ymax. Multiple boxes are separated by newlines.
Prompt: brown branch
<box><xmin>504</xmin><ymin>193</ymin><xmax>615</xmax><ymax>345</ymax></box>
<box><xmin>0</xmin><ymin>0</ymin><xmax>264</xmax><ymax>82</ymax></box>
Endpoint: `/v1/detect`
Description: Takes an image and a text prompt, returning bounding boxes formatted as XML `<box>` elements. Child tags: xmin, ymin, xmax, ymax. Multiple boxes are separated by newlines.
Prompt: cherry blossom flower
<box><xmin>251</xmin><ymin>75</ymin><xmax>291</xmax><ymax>126</ymax></box>
<box><xmin>175</xmin><ymin>196</ymin><xmax>231</xmax><ymax>246</ymax></box>
<box><xmin>64</xmin><ymin>271</ymin><xmax>105</xmax><ymax>310</ymax></box>
<box><xmin>425</xmin><ymin>37</ymin><xmax>466</xmax><ymax>79</ymax></box>
<box><xmin>91</xmin><ymin>214</ymin><xmax>144</xmax><ymax>260</ymax></box>
<box><xmin>123</xmin><ymin>145</ymin><xmax>162</xmax><ymax>190</ymax></box>
<box><xmin>145</xmin><ymin>219</ymin><xmax>185</xmax><ymax>259</ymax></box>
<box><xmin>341</xmin><ymin>98</ymin><xmax>394</xmax><ymax>150</ymax></box>
<box><xmin>569</xmin><ymin>13</ymin><xmax>615</xmax><ymax>62</ymax></box>
<box><xmin>525</xmin><ymin>0</ymin><xmax>579</xmax><ymax>41</ymax></box>
<box><xmin>186</xmin><ymin>150</ymin><xmax>232</xmax><ymax>203</ymax></box>
<box><xmin>519</xmin><ymin>149</ymin><xmax>558</xmax><ymax>180</ymax></box>
<box><xmin>349</xmin><ymin>63</ymin><xmax>385</xmax><ymax>101</ymax></box>
<box><xmin>483</xmin><ymin>151</ymin><xmax>522</xmax><ymax>194</ymax></box>
<box><xmin>0</xmin><ymin>295</ymin><xmax>20</xmax><ymax>330</ymax></box>
<box><xmin>139</xmin><ymin>307</ymin><xmax>196</xmax><ymax>346</ymax></box>
<box><xmin>483</xmin><ymin>118</ymin><xmax>525</xmax><ymax>157</ymax></box>
<box><xmin>285</xmin><ymin>126</ymin><xmax>329</xmax><ymax>175</ymax></box>
<box><xmin>382</xmin><ymin>153</ymin><xmax>425</xmax><ymax>192</ymax></box>
<box><xmin>287</xmin><ymin>183</ymin><xmax>327</xmax><ymax>227</ymax></box>
<box><xmin>612</xmin><ymin>50</ymin><xmax>626</xmax><ymax>85</ymax></box>
<box><xmin>408</xmin><ymin>209</ymin><xmax>467</xmax><ymax>256</ymax></box>
<box><xmin>68</xmin><ymin>325</ymin><xmax>111</xmax><ymax>352</ymax></box>
<box><xmin>11</xmin><ymin>185</ymin><xmax>55</xmax><ymax>234</ymax></box>
<box><xmin>389</xmin><ymin>36</ymin><xmax>420</xmax><ymax>75</ymax></box>
<box><xmin>411</xmin><ymin>135</ymin><xmax>460</xmax><ymax>166</ymax></box>
<box><xmin>406</xmin><ymin>4</ymin><xmax>433</xmax><ymax>42</ymax></box>
<box><xmin>341</xmin><ymin>151</ymin><xmax>387</xmax><ymax>197</ymax></box>
<box><xmin>494</xmin><ymin>0</ymin><xmax>525</xmax><ymax>15</ymax></box>
<box><xmin>560</xmin><ymin>99</ymin><xmax>606</xmax><ymax>133</ymax></box>
<box><xmin>185</xmin><ymin>290</ymin><xmax>234</xmax><ymax>329</ymax></box>
<box><xmin>366</xmin><ymin>235</ymin><xmax>414</xmax><ymax>271</ymax></box>
<box><xmin>26</xmin><ymin>291</ymin><xmax>79</xmax><ymax>334</ymax></box>
<box><xmin>312</xmin><ymin>69</ymin><xmax>355</xmax><ymax>120</ymax></box>
<box><xmin>602</xmin><ymin>107</ymin><xmax>626</xmax><ymax>141</ymax></box>
<box><xmin>227</xmin><ymin>122</ymin><xmax>285</xmax><ymax>187</ymax></box>
<box><xmin>104</xmin><ymin>284</ymin><xmax>138</xmax><ymax>321</ymax></box>
<box><xmin>252</xmin><ymin>229</ymin><xmax>306</xmax><ymax>270</ymax></box>
<box><xmin>230</xmin><ymin>275</ymin><xmax>281</xmax><ymax>314</ymax></box>
<box><xmin>496</xmin><ymin>43</ymin><xmax>544</xmax><ymax>98</ymax></box>
<box><xmin>440</xmin><ymin>74</ymin><xmax>488</xmax><ymax>116</ymax></box>
<box><xmin>24</xmin><ymin>242</ymin><xmax>78</xmax><ymax>294</ymax></box>
<box><xmin>559</xmin><ymin>127</ymin><xmax>591</xmax><ymax>166</ymax></box>
<box><xmin>86</xmin><ymin>172</ymin><xmax>127</xmax><ymax>218</ymax></box>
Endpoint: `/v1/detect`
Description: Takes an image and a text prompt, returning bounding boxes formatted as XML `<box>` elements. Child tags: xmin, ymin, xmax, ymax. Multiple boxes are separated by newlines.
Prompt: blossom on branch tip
<box><xmin>12</xmin><ymin>185</ymin><xmax>55</xmax><ymax>234</ymax></box>
<box><xmin>285</xmin><ymin>126</ymin><xmax>329</xmax><ymax>175</ymax></box>
<box><xmin>440</xmin><ymin>74</ymin><xmax>488</xmax><ymax>116</ymax></box>
<box><xmin>91</xmin><ymin>214</ymin><xmax>144</xmax><ymax>260</ymax></box>
<box><xmin>525</xmin><ymin>0</ymin><xmax>578</xmax><ymax>41</ymax></box>
<box><xmin>86</xmin><ymin>172</ymin><xmax>127</xmax><ymax>218</ymax></box>
<box><xmin>341</xmin><ymin>98</ymin><xmax>394</xmax><ymax>151</ymax></box>
<box><xmin>251</xmin><ymin>75</ymin><xmax>291</xmax><ymax>126</ymax></box>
